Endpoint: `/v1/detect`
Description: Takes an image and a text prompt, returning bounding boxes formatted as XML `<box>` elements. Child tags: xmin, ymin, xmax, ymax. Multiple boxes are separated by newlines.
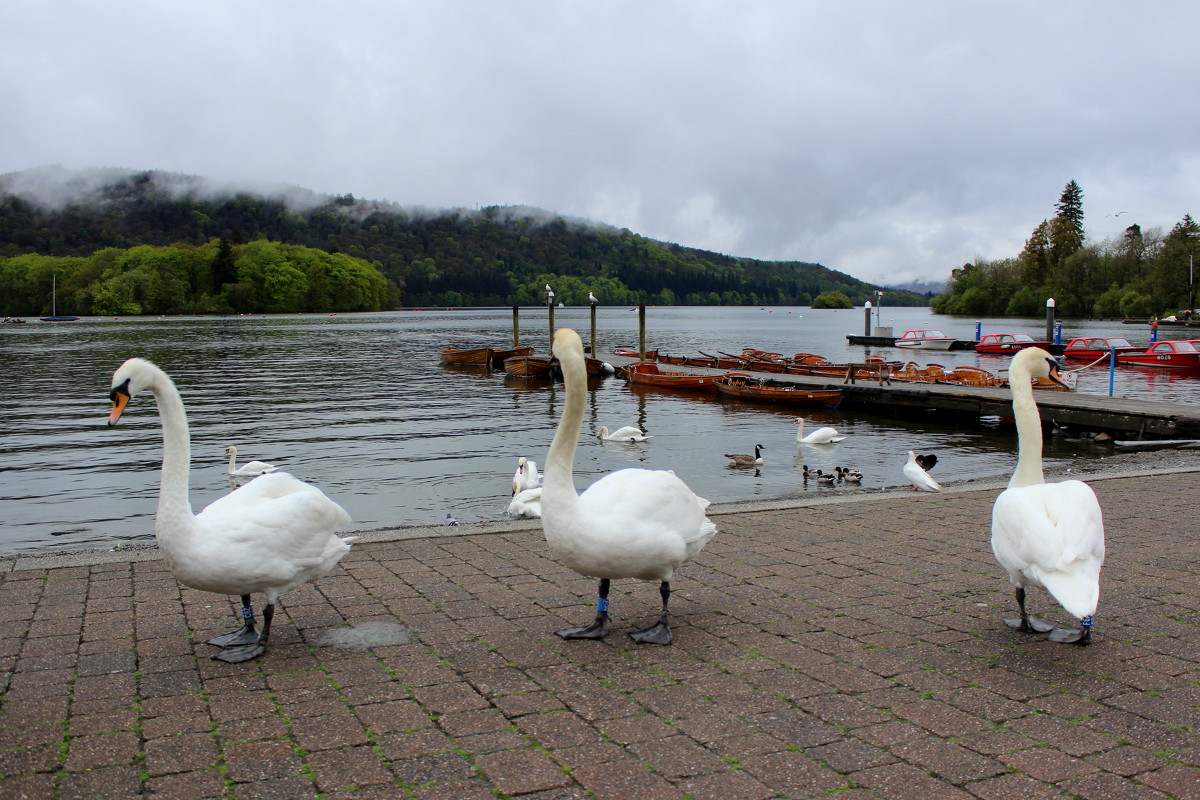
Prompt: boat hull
<box><xmin>504</xmin><ymin>355</ymin><xmax>555</xmax><ymax>377</ymax></box>
<box><xmin>714</xmin><ymin>374</ymin><xmax>842</xmax><ymax>408</ymax></box>
<box><xmin>623</xmin><ymin>362</ymin><xmax>718</xmax><ymax>392</ymax></box>
<box><xmin>440</xmin><ymin>347</ymin><xmax>492</xmax><ymax>366</ymax></box>
<box><xmin>489</xmin><ymin>346</ymin><xmax>533</xmax><ymax>367</ymax></box>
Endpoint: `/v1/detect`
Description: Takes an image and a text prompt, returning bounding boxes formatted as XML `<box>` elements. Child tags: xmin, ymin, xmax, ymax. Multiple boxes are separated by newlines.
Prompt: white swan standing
<box><xmin>108</xmin><ymin>358</ymin><xmax>354</xmax><ymax>663</ymax></box>
<box><xmin>541</xmin><ymin>328</ymin><xmax>717</xmax><ymax>644</ymax></box>
<box><xmin>225</xmin><ymin>445</ymin><xmax>278</xmax><ymax>477</ymax></box>
<box><xmin>511</xmin><ymin>456</ymin><xmax>541</xmax><ymax>495</ymax></box>
<box><xmin>991</xmin><ymin>348</ymin><xmax>1104</xmax><ymax>644</ymax></box>
<box><xmin>794</xmin><ymin>418</ymin><xmax>846</xmax><ymax>444</ymax></box>
<box><xmin>903</xmin><ymin>450</ymin><xmax>942</xmax><ymax>492</ymax></box>
<box><xmin>595</xmin><ymin>425</ymin><xmax>650</xmax><ymax>443</ymax></box>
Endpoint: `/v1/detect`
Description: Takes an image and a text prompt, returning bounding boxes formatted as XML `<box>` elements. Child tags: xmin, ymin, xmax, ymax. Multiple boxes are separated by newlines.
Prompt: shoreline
<box><xmin>7</xmin><ymin>446</ymin><xmax>1199</xmax><ymax>571</ymax></box>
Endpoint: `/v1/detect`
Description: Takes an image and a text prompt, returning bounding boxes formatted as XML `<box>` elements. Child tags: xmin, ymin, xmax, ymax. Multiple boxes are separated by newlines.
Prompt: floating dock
<box><xmin>846</xmin><ymin>334</ymin><xmax>1067</xmax><ymax>355</ymax></box>
<box><xmin>606</xmin><ymin>354</ymin><xmax>1200</xmax><ymax>439</ymax></box>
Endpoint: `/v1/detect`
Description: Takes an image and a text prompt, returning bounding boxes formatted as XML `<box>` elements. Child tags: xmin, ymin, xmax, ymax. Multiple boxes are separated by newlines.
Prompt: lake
<box><xmin>0</xmin><ymin>305</ymin><xmax>1191</xmax><ymax>555</ymax></box>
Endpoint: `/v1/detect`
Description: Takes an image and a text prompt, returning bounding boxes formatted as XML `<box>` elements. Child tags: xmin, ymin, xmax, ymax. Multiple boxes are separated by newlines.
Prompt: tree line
<box><xmin>933</xmin><ymin>180</ymin><xmax>1198</xmax><ymax>318</ymax></box>
<box><xmin>0</xmin><ymin>168</ymin><xmax>929</xmax><ymax>310</ymax></box>
<box><xmin>0</xmin><ymin>239</ymin><xmax>393</xmax><ymax>317</ymax></box>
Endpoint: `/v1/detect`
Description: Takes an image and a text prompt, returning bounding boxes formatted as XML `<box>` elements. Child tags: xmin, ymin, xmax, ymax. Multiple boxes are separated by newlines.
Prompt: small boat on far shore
<box><xmin>895</xmin><ymin>329</ymin><xmax>956</xmax><ymax>350</ymax></box>
<box><xmin>974</xmin><ymin>333</ymin><xmax>1051</xmax><ymax>355</ymax></box>
<box><xmin>714</xmin><ymin>373</ymin><xmax>842</xmax><ymax>408</ymax></box>
<box><xmin>3</xmin><ymin>317</ymin><xmax>26</xmax><ymax>324</ymax></box>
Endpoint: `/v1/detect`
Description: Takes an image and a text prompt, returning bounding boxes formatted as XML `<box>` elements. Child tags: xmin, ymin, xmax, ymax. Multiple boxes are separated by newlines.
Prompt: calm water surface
<box><xmin>1</xmin><ymin>306</ymin><xmax>1192</xmax><ymax>555</ymax></box>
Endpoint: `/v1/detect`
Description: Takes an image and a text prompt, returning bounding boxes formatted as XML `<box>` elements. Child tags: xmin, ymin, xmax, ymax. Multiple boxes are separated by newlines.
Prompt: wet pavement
<box><xmin>1</xmin><ymin>468</ymin><xmax>1198</xmax><ymax>799</ymax></box>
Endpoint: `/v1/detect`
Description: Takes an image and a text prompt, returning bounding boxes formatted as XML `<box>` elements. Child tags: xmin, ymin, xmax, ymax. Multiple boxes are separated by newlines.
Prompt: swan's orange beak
<box><xmin>108</xmin><ymin>385</ymin><xmax>130</xmax><ymax>426</ymax></box>
<box><xmin>1046</xmin><ymin>358</ymin><xmax>1070</xmax><ymax>390</ymax></box>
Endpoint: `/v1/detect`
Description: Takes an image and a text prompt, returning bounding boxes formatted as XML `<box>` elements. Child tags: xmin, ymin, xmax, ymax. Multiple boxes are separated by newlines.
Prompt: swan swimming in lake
<box><xmin>108</xmin><ymin>358</ymin><xmax>354</xmax><ymax>663</ymax></box>
<box><xmin>507</xmin><ymin>487</ymin><xmax>542</xmax><ymax>518</ymax></box>
<box><xmin>541</xmin><ymin>328</ymin><xmax>716</xmax><ymax>644</ymax></box>
<box><xmin>794</xmin><ymin>418</ymin><xmax>846</xmax><ymax>444</ymax></box>
<box><xmin>511</xmin><ymin>457</ymin><xmax>541</xmax><ymax>495</ymax></box>
<box><xmin>596</xmin><ymin>425</ymin><xmax>650</xmax><ymax>443</ymax></box>
<box><xmin>225</xmin><ymin>445</ymin><xmax>278</xmax><ymax>477</ymax></box>
<box><xmin>991</xmin><ymin>348</ymin><xmax>1104</xmax><ymax>644</ymax></box>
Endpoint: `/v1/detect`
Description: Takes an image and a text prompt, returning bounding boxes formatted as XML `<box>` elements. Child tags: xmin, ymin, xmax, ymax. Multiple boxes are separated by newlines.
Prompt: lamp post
<box><xmin>875</xmin><ymin>290</ymin><xmax>883</xmax><ymax>329</ymax></box>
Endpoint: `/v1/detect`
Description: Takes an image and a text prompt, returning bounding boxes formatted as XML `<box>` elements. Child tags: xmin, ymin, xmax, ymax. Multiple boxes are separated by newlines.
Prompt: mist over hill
<box><xmin>0</xmin><ymin>166</ymin><xmax>928</xmax><ymax>308</ymax></box>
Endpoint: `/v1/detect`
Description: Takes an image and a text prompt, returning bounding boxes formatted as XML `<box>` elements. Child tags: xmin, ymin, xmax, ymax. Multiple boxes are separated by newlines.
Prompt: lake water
<box><xmin>1</xmin><ymin>305</ymin><xmax>1192</xmax><ymax>556</ymax></box>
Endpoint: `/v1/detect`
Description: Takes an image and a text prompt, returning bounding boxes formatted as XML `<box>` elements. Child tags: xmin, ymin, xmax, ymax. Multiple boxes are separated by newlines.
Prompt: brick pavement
<box><xmin>1</xmin><ymin>470</ymin><xmax>1199</xmax><ymax>799</ymax></box>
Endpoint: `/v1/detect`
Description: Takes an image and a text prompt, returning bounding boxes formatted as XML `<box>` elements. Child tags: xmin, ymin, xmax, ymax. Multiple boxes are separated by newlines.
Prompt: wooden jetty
<box><xmin>846</xmin><ymin>334</ymin><xmax>1066</xmax><ymax>355</ymax></box>
<box><xmin>607</xmin><ymin>354</ymin><xmax>1200</xmax><ymax>439</ymax></box>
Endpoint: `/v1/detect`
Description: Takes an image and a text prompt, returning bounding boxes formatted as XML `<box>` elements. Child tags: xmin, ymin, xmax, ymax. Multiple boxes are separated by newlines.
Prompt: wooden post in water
<box><xmin>548</xmin><ymin>292</ymin><xmax>555</xmax><ymax>345</ymax></box>
<box><xmin>1044</xmin><ymin>297</ymin><xmax>1055</xmax><ymax>343</ymax></box>
<box><xmin>589</xmin><ymin>302</ymin><xmax>597</xmax><ymax>356</ymax></box>
<box><xmin>638</xmin><ymin>304</ymin><xmax>647</xmax><ymax>359</ymax></box>
<box><xmin>512</xmin><ymin>305</ymin><xmax>520</xmax><ymax>347</ymax></box>
<box><xmin>864</xmin><ymin>302</ymin><xmax>872</xmax><ymax>335</ymax></box>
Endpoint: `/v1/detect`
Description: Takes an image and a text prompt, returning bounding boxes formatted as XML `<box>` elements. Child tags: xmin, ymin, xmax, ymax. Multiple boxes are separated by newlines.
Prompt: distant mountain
<box><xmin>0</xmin><ymin>166</ymin><xmax>930</xmax><ymax>308</ymax></box>
<box><xmin>887</xmin><ymin>280</ymin><xmax>945</xmax><ymax>296</ymax></box>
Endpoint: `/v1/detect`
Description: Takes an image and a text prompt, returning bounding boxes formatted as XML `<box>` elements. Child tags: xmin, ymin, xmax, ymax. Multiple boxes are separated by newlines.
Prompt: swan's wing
<box><xmin>609</xmin><ymin>426</ymin><xmax>645</xmax><ymax>439</ymax></box>
<box><xmin>507</xmin><ymin>487</ymin><xmax>542</xmax><ymax>517</ymax></box>
<box><xmin>198</xmin><ymin>472</ymin><xmax>352</xmax><ymax>557</ymax></box>
<box><xmin>991</xmin><ymin>482</ymin><xmax>1104</xmax><ymax>616</ymax></box>
<box><xmin>566</xmin><ymin>468</ymin><xmax>716</xmax><ymax>578</ymax></box>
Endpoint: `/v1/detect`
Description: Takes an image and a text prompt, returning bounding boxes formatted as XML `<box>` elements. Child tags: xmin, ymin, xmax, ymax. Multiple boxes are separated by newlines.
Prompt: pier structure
<box><xmin>605</xmin><ymin>354</ymin><xmax>1200</xmax><ymax>440</ymax></box>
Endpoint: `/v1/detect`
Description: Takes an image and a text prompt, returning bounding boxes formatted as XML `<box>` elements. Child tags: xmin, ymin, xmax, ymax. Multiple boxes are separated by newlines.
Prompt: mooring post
<box><xmin>864</xmin><ymin>302</ymin><xmax>872</xmax><ymax>336</ymax></box>
<box><xmin>638</xmin><ymin>304</ymin><xmax>647</xmax><ymax>359</ymax></box>
<box><xmin>590</xmin><ymin>301</ymin><xmax>597</xmax><ymax>357</ymax></box>
<box><xmin>512</xmin><ymin>305</ymin><xmax>520</xmax><ymax>347</ymax></box>
<box><xmin>1044</xmin><ymin>298</ymin><xmax>1056</xmax><ymax>343</ymax></box>
<box><xmin>547</xmin><ymin>287</ymin><xmax>555</xmax><ymax>345</ymax></box>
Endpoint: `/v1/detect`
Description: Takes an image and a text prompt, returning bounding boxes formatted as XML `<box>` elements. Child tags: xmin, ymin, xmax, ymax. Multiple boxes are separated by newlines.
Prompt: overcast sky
<box><xmin>2</xmin><ymin>2</ymin><xmax>1196</xmax><ymax>286</ymax></box>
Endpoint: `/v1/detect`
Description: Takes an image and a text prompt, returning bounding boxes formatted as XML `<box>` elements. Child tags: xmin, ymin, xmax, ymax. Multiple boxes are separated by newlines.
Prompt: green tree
<box><xmin>811</xmin><ymin>291</ymin><xmax>852</xmax><ymax>309</ymax></box>
<box><xmin>1049</xmin><ymin>180</ymin><xmax>1085</xmax><ymax>268</ymax></box>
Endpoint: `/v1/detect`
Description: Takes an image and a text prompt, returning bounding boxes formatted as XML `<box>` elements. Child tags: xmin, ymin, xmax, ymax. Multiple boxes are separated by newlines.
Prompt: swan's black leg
<box><xmin>1048</xmin><ymin>614</ymin><xmax>1093</xmax><ymax>645</ymax></box>
<box><xmin>629</xmin><ymin>581</ymin><xmax>673</xmax><ymax>645</ymax></box>
<box><xmin>207</xmin><ymin>595</ymin><xmax>260</xmax><ymax>647</ymax></box>
<box><xmin>1004</xmin><ymin>587</ymin><xmax>1055</xmax><ymax>634</ymax></box>
<box><xmin>213</xmin><ymin>603</ymin><xmax>271</xmax><ymax>663</ymax></box>
<box><xmin>557</xmin><ymin>579</ymin><xmax>611</xmax><ymax>640</ymax></box>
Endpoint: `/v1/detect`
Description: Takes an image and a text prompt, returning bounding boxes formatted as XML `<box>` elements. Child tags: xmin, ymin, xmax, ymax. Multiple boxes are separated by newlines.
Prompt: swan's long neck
<box><xmin>226</xmin><ymin>448</ymin><xmax>237</xmax><ymax>471</ymax></box>
<box><xmin>148</xmin><ymin>368</ymin><xmax>196</xmax><ymax>531</ymax></box>
<box><xmin>542</xmin><ymin>340</ymin><xmax>584</xmax><ymax>515</ymax></box>
<box><xmin>1009</xmin><ymin>360</ymin><xmax>1045</xmax><ymax>488</ymax></box>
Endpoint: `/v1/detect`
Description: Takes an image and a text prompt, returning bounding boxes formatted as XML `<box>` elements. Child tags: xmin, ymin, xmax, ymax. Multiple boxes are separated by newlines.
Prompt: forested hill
<box><xmin>0</xmin><ymin>167</ymin><xmax>924</xmax><ymax>308</ymax></box>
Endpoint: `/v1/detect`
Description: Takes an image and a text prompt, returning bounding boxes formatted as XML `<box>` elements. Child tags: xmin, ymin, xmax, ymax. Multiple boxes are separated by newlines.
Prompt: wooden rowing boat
<box><xmin>623</xmin><ymin>362</ymin><xmax>718</xmax><ymax>392</ymax></box>
<box><xmin>489</xmin><ymin>345</ymin><xmax>533</xmax><ymax>367</ymax></box>
<box><xmin>504</xmin><ymin>355</ymin><xmax>555</xmax><ymax>378</ymax></box>
<box><xmin>713</xmin><ymin>373</ymin><xmax>843</xmax><ymax>408</ymax></box>
<box><xmin>613</xmin><ymin>345</ymin><xmax>659</xmax><ymax>360</ymax></box>
<box><xmin>440</xmin><ymin>347</ymin><xmax>493</xmax><ymax>366</ymax></box>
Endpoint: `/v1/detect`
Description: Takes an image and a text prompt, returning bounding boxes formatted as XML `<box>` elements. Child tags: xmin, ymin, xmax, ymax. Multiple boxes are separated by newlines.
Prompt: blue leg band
<box><xmin>242</xmin><ymin>605</ymin><xmax>255</xmax><ymax>621</ymax></box>
<box><xmin>1080</xmin><ymin>615</ymin><xmax>1093</xmax><ymax>627</ymax></box>
<box><xmin>597</xmin><ymin>597</ymin><xmax>609</xmax><ymax>613</ymax></box>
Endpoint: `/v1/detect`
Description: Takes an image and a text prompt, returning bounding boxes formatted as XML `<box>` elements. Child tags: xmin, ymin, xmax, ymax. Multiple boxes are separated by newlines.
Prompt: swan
<box><xmin>225</xmin><ymin>445</ymin><xmax>278</xmax><ymax>477</ymax></box>
<box><xmin>107</xmin><ymin>358</ymin><xmax>354</xmax><ymax>663</ymax></box>
<box><xmin>541</xmin><ymin>328</ymin><xmax>717</xmax><ymax>644</ymax></box>
<box><xmin>596</xmin><ymin>425</ymin><xmax>650</xmax><ymax>443</ymax></box>
<box><xmin>507</xmin><ymin>487</ymin><xmax>542</xmax><ymax>518</ymax></box>
<box><xmin>511</xmin><ymin>457</ymin><xmax>541</xmax><ymax>495</ymax></box>
<box><xmin>991</xmin><ymin>348</ymin><xmax>1104</xmax><ymax>644</ymax></box>
<box><xmin>794</xmin><ymin>418</ymin><xmax>846</xmax><ymax>444</ymax></box>
<box><xmin>725</xmin><ymin>444</ymin><xmax>764</xmax><ymax>467</ymax></box>
<box><xmin>903</xmin><ymin>450</ymin><xmax>942</xmax><ymax>492</ymax></box>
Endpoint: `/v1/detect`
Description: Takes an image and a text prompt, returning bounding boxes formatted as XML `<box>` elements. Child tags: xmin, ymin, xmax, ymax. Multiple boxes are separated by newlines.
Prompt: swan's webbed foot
<box><xmin>207</xmin><ymin>623</ymin><xmax>259</xmax><ymax>648</ymax></box>
<box><xmin>1005</xmin><ymin>615</ymin><xmax>1056</xmax><ymax>634</ymax></box>
<box><xmin>556</xmin><ymin>612</ymin><xmax>609</xmax><ymax>640</ymax></box>
<box><xmin>211</xmin><ymin>642</ymin><xmax>266</xmax><ymax>663</ymax></box>
<box><xmin>628</xmin><ymin>620</ymin><xmax>672</xmax><ymax>645</ymax></box>
<box><xmin>1048</xmin><ymin>616</ymin><xmax>1093</xmax><ymax>645</ymax></box>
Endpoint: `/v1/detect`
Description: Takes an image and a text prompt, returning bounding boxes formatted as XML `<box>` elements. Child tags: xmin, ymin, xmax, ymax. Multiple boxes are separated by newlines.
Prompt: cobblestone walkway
<box><xmin>2</xmin><ymin>471</ymin><xmax>1198</xmax><ymax>799</ymax></box>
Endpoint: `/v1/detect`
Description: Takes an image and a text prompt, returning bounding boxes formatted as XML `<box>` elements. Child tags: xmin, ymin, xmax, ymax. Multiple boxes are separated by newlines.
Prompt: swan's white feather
<box><xmin>508</xmin><ymin>487</ymin><xmax>542</xmax><ymax>517</ymax></box>
<box><xmin>795</xmin><ymin>418</ymin><xmax>846</xmax><ymax>444</ymax></box>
